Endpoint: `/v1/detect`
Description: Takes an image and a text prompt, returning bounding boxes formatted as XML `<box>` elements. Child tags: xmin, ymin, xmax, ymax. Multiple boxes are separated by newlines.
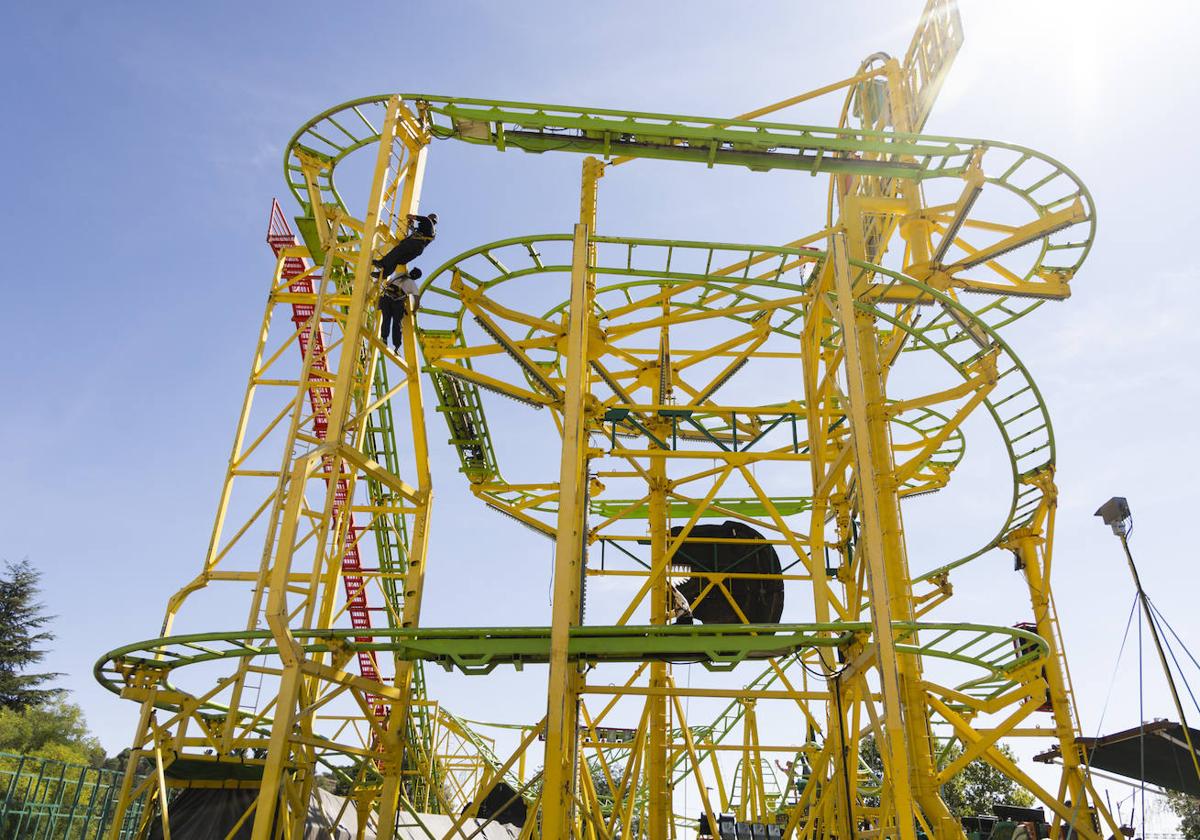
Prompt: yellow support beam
<box><xmin>541</xmin><ymin>223</ymin><xmax>594</xmax><ymax>840</ymax></box>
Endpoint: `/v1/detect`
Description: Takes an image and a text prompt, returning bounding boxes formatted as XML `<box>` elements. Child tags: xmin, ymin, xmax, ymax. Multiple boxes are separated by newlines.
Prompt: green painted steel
<box><xmin>284</xmin><ymin>95</ymin><xmax>1094</xmax><ymax>334</ymax></box>
<box><xmin>95</xmin><ymin>621</ymin><xmax>1045</xmax><ymax>706</ymax></box>
<box><xmin>590</xmin><ymin>495</ymin><xmax>814</xmax><ymax>520</ymax></box>
<box><xmin>417</xmin><ymin>236</ymin><xmax>968</xmax><ymax>531</ymax></box>
<box><xmin>414</xmin><ymin>234</ymin><xmax>1045</xmax><ymax>580</ymax></box>
<box><xmin>844</xmin><ymin>258</ymin><xmax>1057</xmax><ymax>580</ymax></box>
<box><xmin>0</xmin><ymin>752</ymin><xmax>148</xmax><ymax>839</ymax></box>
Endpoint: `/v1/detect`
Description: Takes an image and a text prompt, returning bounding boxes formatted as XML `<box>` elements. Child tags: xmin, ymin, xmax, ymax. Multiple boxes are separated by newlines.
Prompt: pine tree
<box><xmin>0</xmin><ymin>559</ymin><xmax>62</xmax><ymax>710</ymax></box>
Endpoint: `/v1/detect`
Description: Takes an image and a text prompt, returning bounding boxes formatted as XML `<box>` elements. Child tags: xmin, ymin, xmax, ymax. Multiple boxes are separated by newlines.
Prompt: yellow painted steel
<box><xmin>830</xmin><ymin>231</ymin><xmax>920</xmax><ymax>840</ymax></box>
<box><xmin>542</xmin><ymin>223</ymin><xmax>594</xmax><ymax>839</ymax></box>
<box><xmin>102</xmin><ymin>2</ymin><xmax>1120</xmax><ymax>839</ymax></box>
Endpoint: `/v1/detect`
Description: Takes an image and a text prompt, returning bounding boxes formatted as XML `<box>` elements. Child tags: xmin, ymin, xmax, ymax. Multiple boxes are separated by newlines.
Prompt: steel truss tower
<box><xmin>99</xmin><ymin>3</ymin><xmax>1121</xmax><ymax>838</ymax></box>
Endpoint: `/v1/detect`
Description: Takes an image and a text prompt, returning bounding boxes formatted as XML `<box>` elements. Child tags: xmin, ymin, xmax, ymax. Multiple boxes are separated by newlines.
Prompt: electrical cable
<box><xmin>1063</xmin><ymin>594</ymin><xmax>1139</xmax><ymax>838</ymax></box>
<box><xmin>832</xmin><ymin>677</ymin><xmax>857</xmax><ymax>838</ymax></box>
<box><xmin>1147</xmin><ymin>600</ymin><xmax>1200</xmax><ymax>674</ymax></box>
<box><xmin>1146</xmin><ymin>600</ymin><xmax>1200</xmax><ymax>718</ymax></box>
<box><xmin>794</xmin><ymin>652</ymin><xmax>860</xmax><ymax>832</ymax></box>
<box><xmin>1093</xmin><ymin>596</ymin><xmax>1142</xmax><ymax>740</ymax></box>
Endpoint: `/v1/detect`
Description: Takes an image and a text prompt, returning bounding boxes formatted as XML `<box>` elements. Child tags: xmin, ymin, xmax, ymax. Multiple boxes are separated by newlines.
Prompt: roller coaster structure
<box><xmin>98</xmin><ymin>2</ymin><xmax>1121</xmax><ymax>838</ymax></box>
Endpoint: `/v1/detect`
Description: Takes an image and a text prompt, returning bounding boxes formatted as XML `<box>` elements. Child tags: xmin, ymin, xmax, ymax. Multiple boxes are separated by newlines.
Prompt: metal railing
<box><xmin>0</xmin><ymin>751</ymin><xmax>148</xmax><ymax>839</ymax></box>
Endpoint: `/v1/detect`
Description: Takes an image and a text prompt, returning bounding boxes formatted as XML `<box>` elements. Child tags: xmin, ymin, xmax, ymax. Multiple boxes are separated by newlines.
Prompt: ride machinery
<box><xmin>98</xmin><ymin>2</ymin><xmax>1118</xmax><ymax>838</ymax></box>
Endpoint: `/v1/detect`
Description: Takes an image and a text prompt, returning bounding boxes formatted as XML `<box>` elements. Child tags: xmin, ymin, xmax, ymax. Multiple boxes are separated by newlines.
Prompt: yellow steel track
<box><xmin>99</xmin><ymin>3</ymin><xmax>1118</xmax><ymax>839</ymax></box>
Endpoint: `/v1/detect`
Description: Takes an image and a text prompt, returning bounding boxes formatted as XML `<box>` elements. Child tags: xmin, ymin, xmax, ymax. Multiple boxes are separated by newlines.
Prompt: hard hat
<box><xmin>427</xmin><ymin>212</ymin><xmax>438</xmax><ymax>224</ymax></box>
<box><xmin>409</xmin><ymin>267</ymin><xmax>423</xmax><ymax>280</ymax></box>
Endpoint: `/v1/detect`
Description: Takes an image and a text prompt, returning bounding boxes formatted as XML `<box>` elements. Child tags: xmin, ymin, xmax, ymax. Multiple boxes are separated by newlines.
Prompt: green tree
<box><xmin>1167</xmin><ymin>792</ymin><xmax>1200</xmax><ymax>839</ymax></box>
<box><xmin>0</xmin><ymin>698</ymin><xmax>105</xmax><ymax>766</ymax></box>
<box><xmin>939</xmin><ymin>743</ymin><xmax>1035</xmax><ymax>817</ymax></box>
<box><xmin>0</xmin><ymin>559</ymin><xmax>61</xmax><ymax>710</ymax></box>
<box><xmin>584</xmin><ymin>761</ymin><xmax>640</xmax><ymax>836</ymax></box>
<box><xmin>859</xmin><ymin>736</ymin><xmax>1034</xmax><ymax>817</ymax></box>
<box><xmin>0</xmin><ymin>703</ymin><xmax>114</xmax><ymax>840</ymax></box>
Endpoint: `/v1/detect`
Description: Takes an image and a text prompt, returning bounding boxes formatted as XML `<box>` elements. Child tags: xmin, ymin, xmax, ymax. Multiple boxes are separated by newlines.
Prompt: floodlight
<box><xmin>1095</xmin><ymin>496</ymin><xmax>1131</xmax><ymax>535</ymax></box>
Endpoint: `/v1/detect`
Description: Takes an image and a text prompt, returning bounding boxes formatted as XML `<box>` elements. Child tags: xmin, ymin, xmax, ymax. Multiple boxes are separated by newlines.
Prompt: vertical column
<box><xmin>836</xmin><ymin>195</ymin><xmax>963</xmax><ymax>835</ymax></box>
<box><xmin>542</xmin><ymin>222</ymin><xmax>593</xmax><ymax>839</ymax></box>
<box><xmin>376</xmin><ymin>136</ymin><xmax>433</xmax><ymax>840</ymax></box>
<box><xmin>252</xmin><ymin>95</ymin><xmax>406</xmax><ymax>840</ymax></box>
<box><xmin>647</xmin><ymin>451</ymin><xmax>670</xmax><ymax>840</ymax></box>
<box><xmin>800</xmin><ymin>264</ymin><xmax>855</xmax><ymax>834</ymax></box>
<box><xmin>1010</xmin><ymin>528</ymin><xmax>1091</xmax><ymax>821</ymax></box>
<box><xmin>830</xmin><ymin>232</ymin><xmax>919</xmax><ymax>840</ymax></box>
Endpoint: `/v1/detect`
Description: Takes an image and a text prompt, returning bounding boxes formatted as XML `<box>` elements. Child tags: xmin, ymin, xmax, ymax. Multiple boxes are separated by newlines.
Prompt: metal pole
<box><xmin>1115</xmin><ymin>531</ymin><xmax>1200</xmax><ymax>792</ymax></box>
<box><xmin>829</xmin><ymin>231</ymin><xmax>918</xmax><ymax>840</ymax></box>
<box><xmin>541</xmin><ymin>223</ymin><xmax>593</xmax><ymax>839</ymax></box>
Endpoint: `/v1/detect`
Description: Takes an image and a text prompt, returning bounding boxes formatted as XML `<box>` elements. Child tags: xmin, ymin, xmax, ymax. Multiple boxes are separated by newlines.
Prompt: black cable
<box><xmin>1150</xmin><ymin>607</ymin><xmax>1200</xmax><ymax>719</ymax></box>
<box><xmin>796</xmin><ymin>652</ymin><xmax>865</xmax><ymax>833</ymax></box>
<box><xmin>1061</xmin><ymin>594</ymin><xmax>1138</xmax><ymax>838</ymax></box>
<box><xmin>1145</xmin><ymin>600</ymin><xmax>1200</xmax><ymax>803</ymax></box>
<box><xmin>1146</xmin><ymin>599</ymin><xmax>1200</xmax><ymax>717</ymax></box>
<box><xmin>798</xmin><ymin>651</ymin><xmax>850</xmax><ymax>683</ymax></box>
<box><xmin>832</xmin><ymin>677</ymin><xmax>857</xmax><ymax>839</ymax></box>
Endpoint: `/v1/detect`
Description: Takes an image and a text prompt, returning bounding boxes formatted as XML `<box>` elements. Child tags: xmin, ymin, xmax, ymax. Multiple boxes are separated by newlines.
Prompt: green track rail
<box><xmin>848</xmin><ymin>260</ymin><xmax>1056</xmax><ymax>579</ymax></box>
<box><xmin>415</xmin><ymin>235</ymin><xmax>1049</xmax><ymax>580</ymax></box>
<box><xmin>97</xmin><ymin>622</ymin><xmax>1044</xmax><ymax>705</ymax></box>
<box><xmin>95</xmin><ymin>85</ymin><xmax>1093</xmax><ymax>811</ymax></box>
<box><xmin>285</xmin><ymin>94</ymin><xmax>1093</xmax><ymax>329</ymax></box>
<box><xmin>95</xmin><ymin>619</ymin><xmax>1045</xmax><ymax>808</ymax></box>
<box><xmin>418</xmin><ymin>236</ymin><xmax>965</xmax><ymax>519</ymax></box>
<box><xmin>276</xmin><ymin>90</ymin><xmax>1089</xmax><ymax>581</ymax></box>
<box><xmin>362</xmin><ymin>360</ymin><xmax>437</xmax><ymax>800</ymax></box>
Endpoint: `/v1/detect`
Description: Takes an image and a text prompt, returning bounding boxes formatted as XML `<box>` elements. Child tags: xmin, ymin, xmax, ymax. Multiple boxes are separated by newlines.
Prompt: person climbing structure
<box><xmin>372</xmin><ymin>212</ymin><xmax>438</xmax><ymax>279</ymax></box>
<box><xmin>378</xmin><ymin>267</ymin><xmax>422</xmax><ymax>353</ymax></box>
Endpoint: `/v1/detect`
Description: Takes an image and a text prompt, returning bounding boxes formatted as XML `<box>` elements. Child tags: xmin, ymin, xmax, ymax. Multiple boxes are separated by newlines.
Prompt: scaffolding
<box><xmin>96</xmin><ymin>2</ymin><xmax>1122</xmax><ymax>838</ymax></box>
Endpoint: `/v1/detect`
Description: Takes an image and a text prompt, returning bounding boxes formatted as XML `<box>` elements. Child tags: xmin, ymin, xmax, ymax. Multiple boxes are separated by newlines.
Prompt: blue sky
<box><xmin>4</xmin><ymin>0</ymin><xmax>1200</xmax><ymax>827</ymax></box>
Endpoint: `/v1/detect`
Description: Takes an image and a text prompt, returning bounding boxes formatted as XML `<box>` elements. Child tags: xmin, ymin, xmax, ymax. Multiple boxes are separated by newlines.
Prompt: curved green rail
<box><xmin>96</xmin><ymin>621</ymin><xmax>1045</xmax><ymax>708</ymax></box>
<box><xmin>419</xmin><ymin>235</ymin><xmax>965</xmax><ymax>517</ymax></box>
<box><xmin>96</xmin><ymin>620</ymin><xmax>1047</xmax><ymax>809</ymax></box>
<box><xmin>284</xmin><ymin>95</ymin><xmax>1093</xmax><ymax>332</ymax></box>
<box><xmin>847</xmin><ymin>260</ymin><xmax>1056</xmax><ymax>579</ymax></box>
<box><xmin>279</xmin><ymin>91</ymin><xmax>1084</xmax><ymax>582</ymax></box>
<box><xmin>97</xmin><ymin>84</ymin><xmax>1092</xmax><ymax>820</ymax></box>
<box><xmin>416</xmin><ymin>234</ymin><xmax>1051</xmax><ymax>580</ymax></box>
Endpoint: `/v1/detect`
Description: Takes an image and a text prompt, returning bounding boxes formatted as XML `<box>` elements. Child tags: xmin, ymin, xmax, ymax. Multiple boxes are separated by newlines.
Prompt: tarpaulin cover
<box><xmin>147</xmin><ymin>787</ymin><xmax>372</xmax><ymax>840</ymax></box>
<box><xmin>144</xmin><ymin>788</ymin><xmax>525</xmax><ymax>840</ymax></box>
<box><xmin>474</xmin><ymin>781</ymin><xmax>527</xmax><ymax>826</ymax></box>
<box><xmin>394</xmin><ymin>813</ymin><xmax>520</xmax><ymax>839</ymax></box>
<box><xmin>1080</xmin><ymin>721</ymin><xmax>1200</xmax><ymax>797</ymax></box>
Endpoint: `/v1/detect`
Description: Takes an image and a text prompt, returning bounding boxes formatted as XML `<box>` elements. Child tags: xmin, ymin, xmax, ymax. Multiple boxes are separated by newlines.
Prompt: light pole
<box><xmin>1095</xmin><ymin>496</ymin><xmax>1200</xmax><ymax>836</ymax></box>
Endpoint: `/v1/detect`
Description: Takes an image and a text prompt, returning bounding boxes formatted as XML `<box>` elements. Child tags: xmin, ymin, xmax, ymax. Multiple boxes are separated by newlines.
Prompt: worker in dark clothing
<box><xmin>372</xmin><ymin>212</ymin><xmax>438</xmax><ymax>279</ymax></box>
<box><xmin>378</xmin><ymin>267</ymin><xmax>422</xmax><ymax>352</ymax></box>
